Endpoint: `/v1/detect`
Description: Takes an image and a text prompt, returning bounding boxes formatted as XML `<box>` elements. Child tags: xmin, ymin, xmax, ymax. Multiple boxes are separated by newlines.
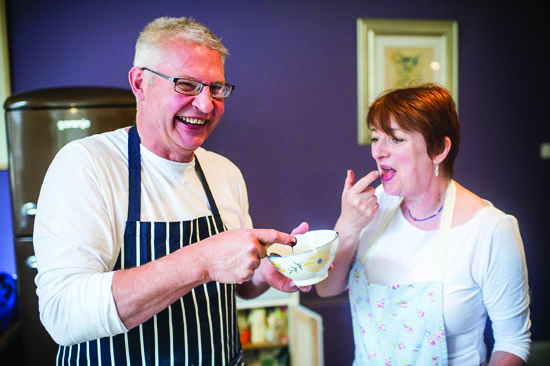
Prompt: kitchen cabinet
<box><xmin>4</xmin><ymin>87</ymin><xmax>136</xmax><ymax>365</ymax></box>
<box><xmin>237</xmin><ymin>288</ymin><xmax>323</xmax><ymax>366</ymax></box>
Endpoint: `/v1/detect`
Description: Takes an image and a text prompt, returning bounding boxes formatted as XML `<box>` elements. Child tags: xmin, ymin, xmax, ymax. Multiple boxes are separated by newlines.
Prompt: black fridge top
<box><xmin>4</xmin><ymin>86</ymin><xmax>136</xmax><ymax>111</ymax></box>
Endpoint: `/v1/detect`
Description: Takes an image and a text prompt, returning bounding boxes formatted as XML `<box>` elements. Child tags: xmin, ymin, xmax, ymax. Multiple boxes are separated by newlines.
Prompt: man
<box><xmin>34</xmin><ymin>17</ymin><xmax>307</xmax><ymax>366</ymax></box>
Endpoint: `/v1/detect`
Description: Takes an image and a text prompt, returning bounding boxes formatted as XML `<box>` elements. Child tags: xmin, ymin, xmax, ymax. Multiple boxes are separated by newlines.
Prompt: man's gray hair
<box><xmin>133</xmin><ymin>17</ymin><xmax>229</xmax><ymax>68</ymax></box>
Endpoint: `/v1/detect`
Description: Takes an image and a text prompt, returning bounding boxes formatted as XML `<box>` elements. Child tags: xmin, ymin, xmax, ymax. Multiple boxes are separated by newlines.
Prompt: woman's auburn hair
<box><xmin>367</xmin><ymin>83</ymin><xmax>460</xmax><ymax>178</ymax></box>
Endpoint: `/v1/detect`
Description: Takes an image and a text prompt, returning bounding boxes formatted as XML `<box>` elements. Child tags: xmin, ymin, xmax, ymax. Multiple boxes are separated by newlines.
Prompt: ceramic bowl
<box><xmin>267</xmin><ymin>230</ymin><xmax>338</xmax><ymax>286</ymax></box>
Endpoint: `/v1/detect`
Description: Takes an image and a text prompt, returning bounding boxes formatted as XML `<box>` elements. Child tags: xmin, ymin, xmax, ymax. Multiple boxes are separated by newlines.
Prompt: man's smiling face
<box><xmin>138</xmin><ymin>40</ymin><xmax>226</xmax><ymax>162</ymax></box>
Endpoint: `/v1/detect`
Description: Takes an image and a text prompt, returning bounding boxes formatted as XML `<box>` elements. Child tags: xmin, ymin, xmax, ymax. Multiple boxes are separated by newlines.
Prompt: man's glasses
<box><xmin>141</xmin><ymin>67</ymin><xmax>235</xmax><ymax>99</ymax></box>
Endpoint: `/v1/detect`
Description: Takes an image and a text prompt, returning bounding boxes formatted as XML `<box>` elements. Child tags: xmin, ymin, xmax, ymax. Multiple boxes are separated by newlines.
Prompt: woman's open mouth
<box><xmin>379</xmin><ymin>165</ymin><xmax>396</xmax><ymax>182</ymax></box>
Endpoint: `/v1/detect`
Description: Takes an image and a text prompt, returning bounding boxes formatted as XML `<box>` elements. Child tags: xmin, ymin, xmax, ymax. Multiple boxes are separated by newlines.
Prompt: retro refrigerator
<box><xmin>4</xmin><ymin>87</ymin><xmax>136</xmax><ymax>365</ymax></box>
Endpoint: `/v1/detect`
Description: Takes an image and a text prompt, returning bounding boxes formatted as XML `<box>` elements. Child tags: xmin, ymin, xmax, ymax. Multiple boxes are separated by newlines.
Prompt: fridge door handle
<box><xmin>26</xmin><ymin>255</ymin><xmax>38</xmax><ymax>269</ymax></box>
<box><xmin>21</xmin><ymin>202</ymin><xmax>37</xmax><ymax>216</ymax></box>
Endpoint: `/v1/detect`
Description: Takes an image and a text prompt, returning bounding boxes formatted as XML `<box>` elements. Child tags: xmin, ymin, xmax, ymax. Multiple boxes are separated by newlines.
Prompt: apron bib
<box><xmin>349</xmin><ymin>182</ymin><xmax>456</xmax><ymax>366</ymax></box>
<box><xmin>56</xmin><ymin>126</ymin><xmax>242</xmax><ymax>366</ymax></box>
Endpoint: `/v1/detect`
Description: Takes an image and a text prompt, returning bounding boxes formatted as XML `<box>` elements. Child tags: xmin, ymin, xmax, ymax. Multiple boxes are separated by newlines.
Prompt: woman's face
<box><xmin>370</xmin><ymin>118</ymin><xmax>436</xmax><ymax>198</ymax></box>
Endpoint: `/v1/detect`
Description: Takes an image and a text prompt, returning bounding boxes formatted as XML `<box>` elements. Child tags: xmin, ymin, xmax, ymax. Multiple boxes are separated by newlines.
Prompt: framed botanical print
<box><xmin>357</xmin><ymin>19</ymin><xmax>458</xmax><ymax>145</ymax></box>
<box><xmin>0</xmin><ymin>0</ymin><xmax>11</xmax><ymax>169</ymax></box>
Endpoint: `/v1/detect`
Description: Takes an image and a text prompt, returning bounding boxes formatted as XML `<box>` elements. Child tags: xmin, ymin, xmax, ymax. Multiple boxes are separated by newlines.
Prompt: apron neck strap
<box><xmin>432</xmin><ymin>180</ymin><xmax>456</xmax><ymax>280</ymax></box>
<box><xmin>127</xmin><ymin>125</ymin><xmax>141</xmax><ymax>222</ymax></box>
<box><xmin>126</xmin><ymin>125</ymin><xmax>221</xmax><ymax>221</ymax></box>
<box><xmin>194</xmin><ymin>157</ymin><xmax>221</xmax><ymax>217</ymax></box>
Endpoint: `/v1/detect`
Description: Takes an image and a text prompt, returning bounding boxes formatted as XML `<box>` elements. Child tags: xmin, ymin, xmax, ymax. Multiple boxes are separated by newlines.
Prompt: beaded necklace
<box><xmin>408</xmin><ymin>205</ymin><xmax>444</xmax><ymax>222</ymax></box>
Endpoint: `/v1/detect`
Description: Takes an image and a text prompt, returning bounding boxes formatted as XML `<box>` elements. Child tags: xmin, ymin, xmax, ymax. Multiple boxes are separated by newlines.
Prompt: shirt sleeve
<box><xmin>34</xmin><ymin>142</ymin><xmax>127</xmax><ymax>346</ymax></box>
<box><xmin>480</xmin><ymin>214</ymin><xmax>531</xmax><ymax>361</ymax></box>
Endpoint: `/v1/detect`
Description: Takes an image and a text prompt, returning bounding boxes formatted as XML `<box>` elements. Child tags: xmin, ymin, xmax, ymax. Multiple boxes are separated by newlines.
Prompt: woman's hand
<box><xmin>335</xmin><ymin>170</ymin><xmax>380</xmax><ymax>237</ymax></box>
<box><xmin>316</xmin><ymin>170</ymin><xmax>379</xmax><ymax>298</ymax></box>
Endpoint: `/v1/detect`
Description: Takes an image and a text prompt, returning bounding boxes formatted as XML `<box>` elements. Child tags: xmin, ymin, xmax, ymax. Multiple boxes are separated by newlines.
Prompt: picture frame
<box><xmin>356</xmin><ymin>18</ymin><xmax>458</xmax><ymax>145</ymax></box>
<box><xmin>0</xmin><ymin>0</ymin><xmax>11</xmax><ymax>169</ymax></box>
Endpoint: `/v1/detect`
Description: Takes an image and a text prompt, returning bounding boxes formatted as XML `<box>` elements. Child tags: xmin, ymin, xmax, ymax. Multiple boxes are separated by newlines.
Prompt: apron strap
<box><xmin>194</xmin><ymin>157</ymin><xmax>221</xmax><ymax>217</ymax></box>
<box><xmin>127</xmin><ymin>125</ymin><xmax>141</xmax><ymax>222</ymax></box>
<box><xmin>433</xmin><ymin>180</ymin><xmax>456</xmax><ymax>280</ymax></box>
<box><xmin>126</xmin><ymin>125</ymin><xmax>221</xmax><ymax>221</ymax></box>
<box><xmin>360</xmin><ymin>197</ymin><xmax>402</xmax><ymax>265</ymax></box>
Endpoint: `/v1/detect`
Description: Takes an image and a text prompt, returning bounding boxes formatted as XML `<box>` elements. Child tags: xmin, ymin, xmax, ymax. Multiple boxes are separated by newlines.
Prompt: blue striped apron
<box><xmin>56</xmin><ymin>125</ymin><xmax>243</xmax><ymax>366</ymax></box>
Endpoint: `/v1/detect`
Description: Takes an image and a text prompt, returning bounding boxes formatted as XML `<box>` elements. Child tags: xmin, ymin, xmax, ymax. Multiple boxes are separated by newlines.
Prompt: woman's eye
<box><xmin>371</xmin><ymin>137</ymin><xmax>379</xmax><ymax>143</ymax></box>
<box><xmin>392</xmin><ymin>137</ymin><xmax>404</xmax><ymax>143</ymax></box>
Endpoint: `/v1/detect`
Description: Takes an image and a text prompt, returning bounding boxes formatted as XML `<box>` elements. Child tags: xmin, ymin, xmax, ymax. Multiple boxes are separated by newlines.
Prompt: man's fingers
<box><xmin>351</xmin><ymin>170</ymin><xmax>380</xmax><ymax>193</ymax></box>
<box><xmin>296</xmin><ymin>285</ymin><xmax>312</xmax><ymax>292</ymax></box>
<box><xmin>254</xmin><ymin>229</ymin><xmax>295</xmax><ymax>247</ymax></box>
<box><xmin>290</xmin><ymin>222</ymin><xmax>309</xmax><ymax>235</ymax></box>
<box><xmin>256</xmin><ymin>244</ymin><xmax>268</xmax><ymax>259</ymax></box>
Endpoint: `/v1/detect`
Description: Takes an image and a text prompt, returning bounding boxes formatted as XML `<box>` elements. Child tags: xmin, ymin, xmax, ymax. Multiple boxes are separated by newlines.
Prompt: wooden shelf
<box><xmin>242</xmin><ymin>341</ymin><xmax>288</xmax><ymax>351</ymax></box>
<box><xmin>236</xmin><ymin>288</ymin><xmax>299</xmax><ymax>310</ymax></box>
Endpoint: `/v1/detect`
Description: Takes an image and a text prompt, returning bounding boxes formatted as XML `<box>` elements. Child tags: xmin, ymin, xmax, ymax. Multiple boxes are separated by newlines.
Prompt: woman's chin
<box><xmin>381</xmin><ymin>181</ymin><xmax>401</xmax><ymax>196</ymax></box>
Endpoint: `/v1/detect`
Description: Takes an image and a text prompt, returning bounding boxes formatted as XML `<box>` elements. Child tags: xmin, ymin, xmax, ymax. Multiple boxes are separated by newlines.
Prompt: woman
<box><xmin>316</xmin><ymin>84</ymin><xmax>531</xmax><ymax>365</ymax></box>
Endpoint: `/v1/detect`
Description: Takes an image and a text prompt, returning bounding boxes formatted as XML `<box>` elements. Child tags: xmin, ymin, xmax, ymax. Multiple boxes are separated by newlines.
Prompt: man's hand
<box><xmin>259</xmin><ymin>222</ymin><xmax>312</xmax><ymax>293</ymax></box>
<box><xmin>199</xmin><ymin>228</ymin><xmax>296</xmax><ymax>284</ymax></box>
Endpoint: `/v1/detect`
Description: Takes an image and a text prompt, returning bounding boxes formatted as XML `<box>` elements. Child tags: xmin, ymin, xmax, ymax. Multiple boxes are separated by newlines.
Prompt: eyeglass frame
<box><xmin>140</xmin><ymin>67</ymin><xmax>235</xmax><ymax>99</ymax></box>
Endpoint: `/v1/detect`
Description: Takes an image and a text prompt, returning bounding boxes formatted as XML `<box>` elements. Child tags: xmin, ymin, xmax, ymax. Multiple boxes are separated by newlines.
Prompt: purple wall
<box><xmin>2</xmin><ymin>0</ymin><xmax>549</xmax><ymax>362</ymax></box>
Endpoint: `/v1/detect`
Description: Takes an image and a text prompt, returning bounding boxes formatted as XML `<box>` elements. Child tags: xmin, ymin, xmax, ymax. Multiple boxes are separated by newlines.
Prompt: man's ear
<box><xmin>128</xmin><ymin>67</ymin><xmax>146</xmax><ymax>101</ymax></box>
<box><xmin>433</xmin><ymin>136</ymin><xmax>452</xmax><ymax>165</ymax></box>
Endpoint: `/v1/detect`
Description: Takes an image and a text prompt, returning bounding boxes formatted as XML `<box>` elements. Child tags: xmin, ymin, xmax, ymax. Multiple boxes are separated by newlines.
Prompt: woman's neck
<box><xmin>402</xmin><ymin>178</ymin><xmax>450</xmax><ymax>223</ymax></box>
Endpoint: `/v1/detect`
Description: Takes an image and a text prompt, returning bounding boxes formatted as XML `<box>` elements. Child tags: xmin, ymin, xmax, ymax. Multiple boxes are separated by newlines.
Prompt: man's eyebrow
<box><xmin>176</xmin><ymin>75</ymin><xmax>226</xmax><ymax>84</ymax></box>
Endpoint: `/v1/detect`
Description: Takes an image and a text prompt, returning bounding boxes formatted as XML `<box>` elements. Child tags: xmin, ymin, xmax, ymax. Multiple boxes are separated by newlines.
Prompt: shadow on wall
<box><xmin>529</xmin><ymin>341</ymin><xmax>550</xmax><ymax>365</ymax></box>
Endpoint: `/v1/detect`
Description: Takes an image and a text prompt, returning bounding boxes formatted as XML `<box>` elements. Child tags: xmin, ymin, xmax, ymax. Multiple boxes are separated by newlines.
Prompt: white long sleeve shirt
<box><xmin>355</xmin><ymin>186</ymin><xmax>531</xmax><ymax>364</ymax></box>
<box><xmin>33</xmin><ymin>128</ymin><xmax>253</xmax><ymax>346</ymax></box>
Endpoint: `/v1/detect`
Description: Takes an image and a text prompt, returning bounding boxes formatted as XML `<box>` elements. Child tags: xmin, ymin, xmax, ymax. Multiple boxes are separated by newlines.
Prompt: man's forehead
<box><xmin>157</xmin><ymin>41</ymin><xmax>225</xmax><ymax>78</ymax></box>
<box><xmin>162</xmin><ymin>39</ymin><xmax>221</xmax><ymax>59</ymax></box>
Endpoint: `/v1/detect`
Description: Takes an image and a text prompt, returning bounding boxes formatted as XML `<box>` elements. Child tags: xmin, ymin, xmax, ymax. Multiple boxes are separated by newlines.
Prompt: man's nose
<box><xmin>192</xmin><ymin>87</ymin><xmax>215</xmax><ymax>114</ymax></box>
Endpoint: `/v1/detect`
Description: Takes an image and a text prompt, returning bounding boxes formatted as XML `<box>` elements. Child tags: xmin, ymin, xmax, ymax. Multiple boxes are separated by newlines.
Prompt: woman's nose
<box><xmin>192</xmin><ymin>87</ymin><xmax>215</xmax><ymax>114</ymax></box>
<box><xmin>372</xmin><ymin>139</ymin><xmax>389</xmax><ymax>160</ymax></box>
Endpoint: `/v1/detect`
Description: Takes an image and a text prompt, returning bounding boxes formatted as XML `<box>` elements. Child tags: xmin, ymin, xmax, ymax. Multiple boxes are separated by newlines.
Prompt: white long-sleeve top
<box><xmin>33</xmin><ymin>128</ymin><xmax>253</xmax><ymax>346</ymax></box>
<box><xmin>355</xmin><ymin>186</ymin><xmax>531</xmax><ymax>364</ymax></box>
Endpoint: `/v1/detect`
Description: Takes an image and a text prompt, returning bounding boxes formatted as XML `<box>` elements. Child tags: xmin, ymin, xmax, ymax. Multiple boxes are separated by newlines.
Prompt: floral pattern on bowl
<box><xmin>267</xmin><ymin>230</ymin><xmax>338</xmax><ymax>286</ymax></box>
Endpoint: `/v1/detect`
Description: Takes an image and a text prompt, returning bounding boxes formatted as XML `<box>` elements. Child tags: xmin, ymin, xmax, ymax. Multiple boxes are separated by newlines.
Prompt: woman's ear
<box><xmin>128</xmin><ymin>67</ymin><xmax>146</xmax><ymax>101</ymax></box>
<box><xmin>433</xmin><ymin>136</ymin><xmax>452</xmax><ymax>165</ymax></box>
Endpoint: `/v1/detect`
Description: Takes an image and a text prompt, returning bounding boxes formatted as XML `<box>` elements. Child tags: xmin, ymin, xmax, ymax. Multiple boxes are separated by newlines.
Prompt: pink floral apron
<box><xmin>348</xmin><ymin>181</ymin><xmax>456</xmax><ymax>366</ymax></box>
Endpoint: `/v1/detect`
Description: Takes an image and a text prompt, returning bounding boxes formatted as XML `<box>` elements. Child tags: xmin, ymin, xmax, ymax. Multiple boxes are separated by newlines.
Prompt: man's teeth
<box><xmin>177</xmin><ymin>116</ymin><xmax>206</xmax><ymax>125</ymax></box>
